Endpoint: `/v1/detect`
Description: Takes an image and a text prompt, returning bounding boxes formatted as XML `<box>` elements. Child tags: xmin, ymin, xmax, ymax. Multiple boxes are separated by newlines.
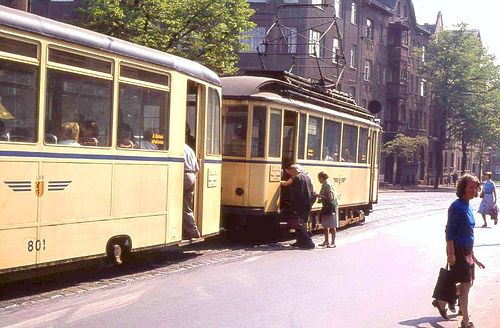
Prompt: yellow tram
<box><xmin>221</xmin><ymin>72</ymin><xmax>382</xmax><ymax>232</ymax></box>
<box><xmin>0</xmin><ymin>6</ymin><xmax>222</xmax><ymax>275</ymax></box>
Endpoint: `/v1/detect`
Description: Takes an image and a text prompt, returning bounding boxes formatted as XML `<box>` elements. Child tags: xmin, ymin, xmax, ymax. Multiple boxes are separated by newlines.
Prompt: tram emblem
<box><xmin>35</xmin><ymin>180</ymin><xmax>44</xmax><ymax>197</ymax></box>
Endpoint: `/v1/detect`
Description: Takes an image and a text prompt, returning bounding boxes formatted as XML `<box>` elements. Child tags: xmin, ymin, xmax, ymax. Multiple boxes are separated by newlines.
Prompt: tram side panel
<box><xmin>37</xmin><ymin>159</ymin><xmax>172</xmax><ymax>264</ymax></box>
<box><xmin>0</xmin><ymin>158</ymin><xmax>38</xmax><ymax>270</ymax></box>
<box><xmin>247</xmin><ymin>163</ymin><xmax>281</xmax><ymax>214</ymax></box>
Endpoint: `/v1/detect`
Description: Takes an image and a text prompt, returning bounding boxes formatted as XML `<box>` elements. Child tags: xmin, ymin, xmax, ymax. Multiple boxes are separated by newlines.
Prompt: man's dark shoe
<box><xmin>448</xmin><ymin>301</ymin><xmax>456</xmax><ymax>313</ymax></box>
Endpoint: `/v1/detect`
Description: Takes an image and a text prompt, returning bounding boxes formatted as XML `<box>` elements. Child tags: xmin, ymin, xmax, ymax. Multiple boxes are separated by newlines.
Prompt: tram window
<box><xmin>118</xmin><ymin>84</ymin><xmax>168</xmax><ymax>150</ymax></box>
<box><xmin>48</xmin><ymin>48</ymin><xmax>112</xmax><ymax>74</ymax></box>
<box><xmin>46</xmin><ymin>70</ymin><xmax>112</xmax><ymax>146</ymax></box>
<box><xmin>297</xmin><ymin>113</ymin><xmax>306</xmax><ymax>160</ymax></box>
<box><xmin>0</xmin><ymin>60</ymin><xmax>38</xmax><ymax>143</ymax></box>
<box><xmin>323</xmin><ymin>119</ymin><xmax>341</xmax><ymax>161</ymax></box>
<box><xmin>222</xmin><ymin>106</ymin><xmax>248</xmax><ymax>157</ymax></box>
<box><xmin>206</xmin><ymin>88</ymin><xmax>221</xmax><ymax>155</ymax></box>
<box><xmin>121</xmin><ymin>65</ymin><xmax>169</xmax><ymax>86</ymax></box>
<box><xmin>0</xmin><ymin>36</ymin><xmax>38</xmax><ymax>58</ymax></box>
<box><xmin>251</xmin><ymin>106</ymin><xmax>266</xmax><ymax>157</ymax></box>
<box><xmin>307</xmin><ymin>116</ymin><xmax>322</xmax><ymax>160</ymax></box>
<box><xmin>341</xmin><ymin>124</ymin><xmax>358</xmax><ymax>162</ymax></box>
<box><xmin>269</xmin><ymin>109</ymin><xmax>282</xmax><ymax>157</ymax></box>
<box><xmin>358</xmin><ymin>128</ymin><xmax>368</xmax><ymax>163</ymax></box>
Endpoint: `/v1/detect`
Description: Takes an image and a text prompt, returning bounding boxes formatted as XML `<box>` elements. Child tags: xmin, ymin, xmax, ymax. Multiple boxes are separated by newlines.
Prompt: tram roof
<box><xmin>221</xmin><ymin>75</ymin><xmax>378</xmax><ymax>123</ymax></box>
<box><xmin>0</xmin><ymin>5</ymin><xmax>220</xmax><ymax>86</ymax></box>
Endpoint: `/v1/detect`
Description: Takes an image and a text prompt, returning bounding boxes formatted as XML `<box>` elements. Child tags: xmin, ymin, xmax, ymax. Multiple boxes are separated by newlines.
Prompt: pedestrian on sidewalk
<box><xmin>478</xmin><ymin>172</ymin><xmax>497</xmax><ymax>227</ymax></box>
<box><xmin>281</xmin><ymin>164</ymin><xmax>316</xmax><ymax>249</ymax></box>
<box><xmin>317</xmin><ymin>171</ymin><xmax>338</xmax><ymax>248</ymax></box>
<box><xmin>432</xmin><ymin>174</ymin><xmax>486</xmax><ymax>328</ymax></box>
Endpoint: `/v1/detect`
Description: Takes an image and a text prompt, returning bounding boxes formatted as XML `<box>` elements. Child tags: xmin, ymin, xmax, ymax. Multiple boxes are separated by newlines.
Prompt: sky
<box><xmin>412</xmin><ymin>0</ymin><xmax>499</xmax><ymax>63</ymax></box>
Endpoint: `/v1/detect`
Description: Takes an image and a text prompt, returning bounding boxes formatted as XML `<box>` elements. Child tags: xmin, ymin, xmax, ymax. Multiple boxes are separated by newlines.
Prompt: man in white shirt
<box><xmin>183</xmin><ymin>143</ymin><xmax>201</xmax><ymax>239</ymax></box>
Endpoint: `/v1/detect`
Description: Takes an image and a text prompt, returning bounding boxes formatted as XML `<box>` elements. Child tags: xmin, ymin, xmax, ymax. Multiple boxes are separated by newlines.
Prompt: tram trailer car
<box><xmin>220</xmin><ymin>72</ymin><xmax>382</xmax><ymax>234</ymax></box>
<box><xmin>0</xmin><ymin>6</ymin><xmax>222</xmax><ymax>278</ymax></box>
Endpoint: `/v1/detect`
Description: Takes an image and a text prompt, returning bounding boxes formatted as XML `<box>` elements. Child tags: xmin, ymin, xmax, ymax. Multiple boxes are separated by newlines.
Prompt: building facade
<box><xmin>3</xmin><ymin>0</ymin><xmax>479</xmax><ymax>185</ymax></box>
<box><xmin>241</xmin><ymin>0</ymin><xmax>436</xmax><ymax>185</ymax></box>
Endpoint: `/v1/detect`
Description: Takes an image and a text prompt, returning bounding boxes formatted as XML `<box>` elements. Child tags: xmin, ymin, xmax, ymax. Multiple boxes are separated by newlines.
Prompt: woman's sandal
<box><xmin>460</xmin><ymin>321</ymin><xmax>474</xmax><ymax>328</ymax></box>
<box><xmin>432</xmin><ymin>299</ymin><xmax>448</xmax><ymax>320</ymax></box>
<box><xmin>318</xmin><ymin>241</ymin><xmax>329</xmax><ymax>247</ymax></box>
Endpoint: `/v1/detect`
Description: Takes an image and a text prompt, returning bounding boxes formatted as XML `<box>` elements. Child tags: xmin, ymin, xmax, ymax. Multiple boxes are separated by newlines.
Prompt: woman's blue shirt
<box><xmin>446</xmin><ymin>198</ymin><xmax>475</xmax><ymax>248</ymax></box>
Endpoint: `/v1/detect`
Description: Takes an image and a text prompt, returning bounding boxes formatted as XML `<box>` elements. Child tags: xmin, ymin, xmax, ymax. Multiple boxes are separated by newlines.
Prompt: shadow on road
<box><xmin>399</xmin><ymin>314</ymin><xmax>460</xmax><ymax>327</ymax></box>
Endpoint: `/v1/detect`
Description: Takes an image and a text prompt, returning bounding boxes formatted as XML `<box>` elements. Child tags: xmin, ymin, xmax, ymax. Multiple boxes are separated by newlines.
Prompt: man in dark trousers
<box><xmin>281</xmin><ymin>164</ymin><xmax>316</xmax><ymax>249</ymax></box>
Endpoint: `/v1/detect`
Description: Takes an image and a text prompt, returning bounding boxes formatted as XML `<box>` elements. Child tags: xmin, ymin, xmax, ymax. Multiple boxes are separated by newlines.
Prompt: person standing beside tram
<box><xmin>281</xmin><ymin>164</ymin><xmax>316</xmax><ymax>249</ymax></box>
<box><xmin>183</xmin><ymin>143</ymin><xmax>201</xmax><ymax>240</ymax></box>
<box><xmin>432</xmin><ymin>174</ymin><xmax>485</xmax><ymax>328</ymax></box>
<box><xmin>317</xmin><ymin>171</ymin><xmax>338</xmax><ymax>248</ymax></box>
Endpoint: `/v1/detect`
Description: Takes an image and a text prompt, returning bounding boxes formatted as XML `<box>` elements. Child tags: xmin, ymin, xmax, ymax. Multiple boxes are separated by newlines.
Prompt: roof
<box><xmin>0</xmin><ymin>5</ymin><xmax>220</xmax><ymax>86</ymax></box>
<box><xmin>221</xmin><ymin>75</ymin><xmax>377</xmax><ymax>122</ymax></box>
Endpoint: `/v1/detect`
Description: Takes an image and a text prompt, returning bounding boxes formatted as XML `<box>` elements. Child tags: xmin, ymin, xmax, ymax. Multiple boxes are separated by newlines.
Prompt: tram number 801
<box><xmin>27</xmin><ymin>239</ymin><xmax>46</xmax><ymax>252</ymax></box>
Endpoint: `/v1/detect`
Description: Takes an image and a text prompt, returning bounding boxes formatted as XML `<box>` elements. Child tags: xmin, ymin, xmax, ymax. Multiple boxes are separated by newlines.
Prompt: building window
<box><xmin>401</xmin><ymin>30</ymin><xmax>409</xmax><ymax>46</ymax></box>
<box><xmin>284</xmin><ymin>27</ymin><xmax>297</xmax><ymax>53</ymax></box>
<box><xmin>421</xmin><ymin>45</ymin><xmax>426</xmax><ymax>62</ymax></box>
<box><xmin>350</xmin><ymin>44</ymin><xmax>357</xmax><ymax>68</ymax></box>
<box><xmin>377</xmin><ymin>63</ymin><xmax>385</xmax><ymax>84</ymax></box>
<box><xmin>241</xmin><ymin>26</ymin><xmax>266</xmax><ymax>53</ymax></box>
<box><xmin>311</xmin><ymin>0</ymin><xmax>324</xmax><ymax>7</ymax></box>
<box><xmin>332</xmin><ymin>37</ymin><xmax>340</xmax><ymax>63</ymax></box>
<box><xmin>420</xmin><ymin>79</ymin><xmax>426</xmax><ymax>96</ymax></box>
<box><xmin>349</xmin><ymin>86</ymin><xmax>356</xmax><ymax>98</ymax></box>
<box><xmin>334</xmin><ymin>0</ymin><xmax>343</xmax><ymax>18</ymax></box>
<box><xmin>379</xmin><ymin>24</ymin><xmax>384</xmax><ymax>44</ymax></box>
<box><xmin>366</xmin><ymin>19</ymin><xmax>374</xmax><ymax>40</ymax></box>
<box><xmin>309</xmin><ymin>29</ymin><xmax>321</xmax><ymax>57</ymax></box>
<box><xmin>400</xmin><ymin>61</ymin><xmax>408</xmax><ymax>82</ymax></box>
<box><xmin>364</xmin><ymin>60</ymin><xmax>372</xmax><ymax>81</ymax></box>
<box><xmin>351</xmin><ymin>1</ymin><xmax>358</xmax><ymax>24</ymax></box>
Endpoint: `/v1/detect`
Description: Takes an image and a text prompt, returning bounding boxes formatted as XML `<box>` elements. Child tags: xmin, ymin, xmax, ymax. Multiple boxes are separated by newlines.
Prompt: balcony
<box><xmin>388</xmin><ymin>45</ymin><xmax>409</xmax><ymax>61</ymax></box>
<box><xmin>386</xmin><ymin>83</ymin><xmax>409</xmax><ymax>99</ymax></box>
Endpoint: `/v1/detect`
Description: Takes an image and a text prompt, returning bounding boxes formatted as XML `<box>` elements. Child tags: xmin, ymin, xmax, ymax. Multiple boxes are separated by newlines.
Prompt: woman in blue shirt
<box><xmin>433</xmin><ymin>174</ymin><xmax>485</xmax><ymax>328</ymax></box>
<box><xmin>478</xmin><ymin>172</ymin><xmax>497</xmax><ymax>227</ymax></box>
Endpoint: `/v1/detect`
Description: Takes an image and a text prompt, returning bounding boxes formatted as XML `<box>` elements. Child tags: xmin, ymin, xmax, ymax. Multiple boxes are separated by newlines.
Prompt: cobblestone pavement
<box><xmin>0</xmin><ymin>190</ymin><xmax>456</xmax><ymax>314</ymax></box>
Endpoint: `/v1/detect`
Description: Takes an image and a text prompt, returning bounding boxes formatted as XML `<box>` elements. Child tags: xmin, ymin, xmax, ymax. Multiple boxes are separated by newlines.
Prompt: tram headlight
<box><xmin>235</xmin><ymin>187</ymin><xmax>244</xmax><ymax>196</ymax></box>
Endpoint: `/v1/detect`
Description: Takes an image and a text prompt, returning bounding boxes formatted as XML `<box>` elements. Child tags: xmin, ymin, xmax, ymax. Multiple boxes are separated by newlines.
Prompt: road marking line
<box><xmin>4</xmin><ymin>308</ymin><xmax>70</xmax><ymax>328</ymax></box>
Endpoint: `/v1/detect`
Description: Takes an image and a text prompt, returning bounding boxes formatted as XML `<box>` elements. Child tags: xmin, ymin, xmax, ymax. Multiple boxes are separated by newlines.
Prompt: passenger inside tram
<box><xmin>117</xmin><ymin>122</ymin><xmax>135</xmax><ymax>148</ymax></box>
<box><xmin>135</xmin><ymin>130</ymin><xmax>158</xmax><ymax>150</ymax></box>
<box><xmin>0</xmin><ymin>120</ymin><xmax>7</xmax><ymax>141</ymax></box>
<box><xmin>59</xmin><ymin>121</ymin><xmax>81</xmax><ymax>146</ymax></box>
<box><xmin>80</xmin><ymin>120</ymin><xmax>100</xmax><ymax>146</ymax></box>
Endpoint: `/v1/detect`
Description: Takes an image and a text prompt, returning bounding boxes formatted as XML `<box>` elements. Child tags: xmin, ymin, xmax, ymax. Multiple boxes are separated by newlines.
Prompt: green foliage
<box><xmin>425</xmin><ymin>24</ymin><xmax>500</xmax><ymax>149</ymax></box>
<box><xmin>78</xmin><ymin>0</ymin><xmax>255</xmax><ymax>75</ymax></box>
<box><xmin>382</xmin><ymin>134</ymin><xmax>427</xmax><ymax>159</ymax></box>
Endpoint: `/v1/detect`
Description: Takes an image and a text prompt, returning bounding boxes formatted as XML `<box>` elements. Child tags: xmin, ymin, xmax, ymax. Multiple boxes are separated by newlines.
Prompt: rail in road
<box><xmin>0</xmin><ymin>190</ymin><xmax>456</xmax><ymax>313</ymax></box>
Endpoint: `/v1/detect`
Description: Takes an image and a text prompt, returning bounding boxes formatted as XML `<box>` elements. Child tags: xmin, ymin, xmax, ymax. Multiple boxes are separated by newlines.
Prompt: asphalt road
<box><xmin>1</xmin><ymin>191</ymin><xmax>499</xmax><ymax>328</ymax></box>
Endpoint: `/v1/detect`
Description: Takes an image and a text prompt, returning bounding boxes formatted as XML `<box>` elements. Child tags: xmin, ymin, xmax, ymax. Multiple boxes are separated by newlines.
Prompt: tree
<box><xmin>78</xmin><ymin>0</ymin><xmax>255</xmax><ymax>75</ymax></box>
<box><xmin>425</xmin><ymin>24</ymin><xmax>500</xmax><ymax>187</ymax></box>
<box><xmin>382</xmin><ymin>134</ymin><xmax>427</xmax><ymax>186</ymax></box>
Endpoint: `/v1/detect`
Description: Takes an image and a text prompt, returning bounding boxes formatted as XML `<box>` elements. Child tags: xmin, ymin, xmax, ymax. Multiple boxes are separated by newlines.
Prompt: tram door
<box><xmin>280</xmin><ymin>110</ymin><xmax>298</xmax><ymax>209</ymax></box>
<box><xmin>282</xmin><ymin>110</ymin><xmax>298</xmax><ymax>170</ymax></box>
<box><xmin>186</xmin><ymin>82</ymin><xmax>200</xmax><ymax>231</ymax></box>
<box><xmin>369</xmin><ymin>130</ymin><xmax>380</xmax><ymax>203</ymax></box>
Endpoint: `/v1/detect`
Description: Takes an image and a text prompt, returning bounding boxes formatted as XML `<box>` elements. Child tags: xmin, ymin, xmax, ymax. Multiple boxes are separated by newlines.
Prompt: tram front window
<box><xmin>222</xmin><ymin>106</ymin><xmax>247</xmax><ymax>157</ymax></box>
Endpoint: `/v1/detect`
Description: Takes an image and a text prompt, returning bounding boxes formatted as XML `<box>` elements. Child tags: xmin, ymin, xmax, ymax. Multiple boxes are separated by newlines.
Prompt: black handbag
<box><xmin>432</xmin><ymin>264</ymin><xmax>456</xmax><ymax>303</ymax></box>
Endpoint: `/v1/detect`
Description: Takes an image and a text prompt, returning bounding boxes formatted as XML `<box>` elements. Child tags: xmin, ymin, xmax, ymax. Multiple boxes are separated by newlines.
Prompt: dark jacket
<box><xmin>289</xmin><ymin>172</ymin><xmax>316</xmax><ymax>216</ymax></box>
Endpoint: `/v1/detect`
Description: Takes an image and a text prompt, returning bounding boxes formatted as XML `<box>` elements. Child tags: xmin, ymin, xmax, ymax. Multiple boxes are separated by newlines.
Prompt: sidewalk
<box><xmin>379</xmin><ymin>183</ymin><xmax>456</xmax><ymax>193</ymax></box>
